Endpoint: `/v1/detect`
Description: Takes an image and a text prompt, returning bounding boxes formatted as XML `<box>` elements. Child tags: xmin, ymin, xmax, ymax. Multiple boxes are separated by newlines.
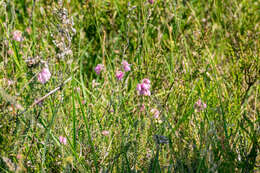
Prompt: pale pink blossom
<box><xmin>59</xmin><ymin>136</ymin><xmax>67</xmax><ymax>145</ymax></box>
<box><xmin>94</xmin><ymin>64</ymin><xmax>104</xmax><ymax>75</ymax></box>
<box><xmin>102</xmin><ymin>130</ymin><xmax>109</xmax><ymax>136</ymax></box>
<box><xmin>38</xmin><ymin>67</ymin><xmax>51</xmax><ymax>84</ymax></box>
<box><xmin>151</xmin><ymin>108</ymin><xmax>159</xmax><ymax>119</ymax></box>
<box><xmin>121</xmin><ymin>60</ymin><xmax>131</xmax><ymax>72</ymax></box>
<box><xmin>116</xmin><ymin>71</ymin><xmax>124</xmax><ymax>80</ymax></box>
<box><xmin>12</xmin><ymin>30</ymin><xmax>23</xmax><ymax>42</ymax></box>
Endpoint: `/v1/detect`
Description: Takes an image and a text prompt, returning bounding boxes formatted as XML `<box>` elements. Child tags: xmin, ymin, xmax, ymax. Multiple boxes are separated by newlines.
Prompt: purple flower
<box><xmin>121</xmin><ymin>60</ymin><xmax>131</xmax><ymax>72</ymax></box>
<box><xmin>38</xmin><ymin>67</ymin><xmax>51</xmax><ymax>84</ymax></box>
<box><xmin>94</xmin><ymin>64</ymin><xmax>104</xmax><ymax>75</ymax></box>
<box><xmin>116</xmin><ymin>71</ymin><xmax>124</xmax><ymax>80</ymax></box>
<box><xmin>12</xmin><ymin>30</ymin><xmax>23</xmax><ymax>42</ymax></box>
<box><xmin>137</xmin><ymin>78</ymin><xmax>151</xmax><ymax>96</ymax></box>
<box><xmin>59</xmin><ymin>136</ymin><xmax>67</xmax><ymax>145</ymax></box>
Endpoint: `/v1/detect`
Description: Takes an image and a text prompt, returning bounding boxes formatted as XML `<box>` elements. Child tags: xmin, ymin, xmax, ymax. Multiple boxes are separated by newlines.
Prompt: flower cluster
<box><xmin>38</xmin><ymin>67</ymin><xmax>51</xmax><ymax>84</ymax></box>
<box><xmin>194</xmin><ymin>99</ymin><xmax>207</xmax><ymax>112</ymax></box>
<box><xmin>136</xmin><ymin>78</ymin><xmax>151</xmax><ymax>96</ymax></box>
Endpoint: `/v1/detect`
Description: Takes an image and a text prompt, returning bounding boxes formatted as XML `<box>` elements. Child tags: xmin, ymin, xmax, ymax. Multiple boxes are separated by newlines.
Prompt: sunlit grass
<box><xmin>0</xmin><ymin>0</ymin><xmax>259</xmax><ymax>172</ymax></box>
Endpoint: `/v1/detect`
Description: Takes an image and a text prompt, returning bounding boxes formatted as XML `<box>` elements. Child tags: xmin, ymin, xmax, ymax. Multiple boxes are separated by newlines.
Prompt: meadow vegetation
<box><xmin>0</xmin><ymin>0</ymin><xmax>259</xmax><ymax>172</ymax></box>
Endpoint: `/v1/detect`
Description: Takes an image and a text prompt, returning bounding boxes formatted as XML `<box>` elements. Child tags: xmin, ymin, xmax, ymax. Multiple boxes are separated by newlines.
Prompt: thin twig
<box><xmin>16</xmin><ymin>77</ymin><xmax>72</xmax><ymax>117</ymax></box>
<box><xmin>31</xmin><ymin>77</ymin><xmax>72</xmax><ymax>107</ymax></box>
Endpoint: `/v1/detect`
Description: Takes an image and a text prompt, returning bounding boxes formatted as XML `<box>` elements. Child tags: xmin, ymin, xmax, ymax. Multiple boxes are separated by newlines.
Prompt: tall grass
<box><xmin>0</xmin><ymin>0</ymin><xmax>259</xmax><ymax>172</ymax></box>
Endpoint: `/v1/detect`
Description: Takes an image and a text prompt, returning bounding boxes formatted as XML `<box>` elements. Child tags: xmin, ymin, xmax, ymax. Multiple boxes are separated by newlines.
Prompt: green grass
<box><xmin>0</xmin><ymin>0</ymin><xmax>259</xmax><ymax>172</ymax></box>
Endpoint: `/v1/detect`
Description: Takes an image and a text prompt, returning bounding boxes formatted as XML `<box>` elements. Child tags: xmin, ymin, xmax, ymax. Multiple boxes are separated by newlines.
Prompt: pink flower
<box><xmin>140</xmin><ymin>103</ymin><xmax>145</xmax><ymax>112</ymax></box>
<box><xmin>148</xmin><ymin>0</ymin><xmax>154</xmax><ymax>4</ymax></box>
<box><xmin>7</xmin><ymin>49</ymin><xmax>13</xmax><ymax>55</ymax></box>
<box><xmin>140</xmin><ymin>89</ymin><xmax>151</xmax><ymax>96</ymax></box>
<box><xmin>7</xmin><ymin>79</ymin><xmax>14</xmax><ymax>86</ymax></box>
<box><xmin>142</xmin><ymin>78</ymin><xmax>150</xmax><ymax>85</ymax></box>
<box><xmin>151</xmin><ymin>108</ymin><xmax>159</xmax><ymax>119</ymax></box>
<box><xmin>59</xmin><ymin>136</ymin><xmax>67</xmax><ymax>145</ymax></box>
<box><xmin>94</xmin><ymin>64</ymin><xmax>104</xmax><ymax>75</ymax></box>
<box><xmin>194</xmin><ymin>99</ymin><xmax>207</xmax><ymax>112</ymax></box>
<box><xmin>26</xmin><ymin>27</ymin><xmax>32</xmax><ymax>34</ymax></box>
<box><xmin>16</xmin><ymin>154</ymin><xmax>22</xmax><ymax>160</ymax></box>
<box><xmin>38</xmin><ymin>67</ymin><xmax>51</xmax><ymax>84</ymax></box>
<box><xmin>81</xmin><ymin>100</ymin><xmax>86</xmax><ymax>105</ymax></box>
<box><xmin>12</xmin><ymin>30</ymin><xmax>23</xmax><ymax>42</ymax></box>
<box><xmin>102</xmin><ymin>130</ymin><xmax>109</xmax><ymax>136</ymax></box>
<box><xmin>141</xmin><ymin>83</ymin><xmax>150</xmax><ymax>90</ymax></box>
<box><xmin>121</xmin><ymin>60</ymin><xmax>131</xmax><ymax>72</ymax></box>
<box><xmin>136</xmin><ymin>84</ymin><xmax>142</xmax><ymax>92</ymax></box>
<box><xmin>116</xmin><ymin>71</ymin><xmax>124</xmax><ymax>80</ymax></box>
<box><xmin>137</xmin><ymin>78</ymin><xmax>151</xmax><ymax>96</ymax></box>
<box><xmin>76</xmin><ymin>87</ymin><xmax>80</xmax><ymax>92</ymax></box>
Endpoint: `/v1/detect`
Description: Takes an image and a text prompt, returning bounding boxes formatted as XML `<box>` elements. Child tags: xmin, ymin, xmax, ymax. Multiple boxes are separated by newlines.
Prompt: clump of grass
<box><xmin>0</xmin><ymin>0</ymin><xmax>259</xmax><ymax>172</ymax></box>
